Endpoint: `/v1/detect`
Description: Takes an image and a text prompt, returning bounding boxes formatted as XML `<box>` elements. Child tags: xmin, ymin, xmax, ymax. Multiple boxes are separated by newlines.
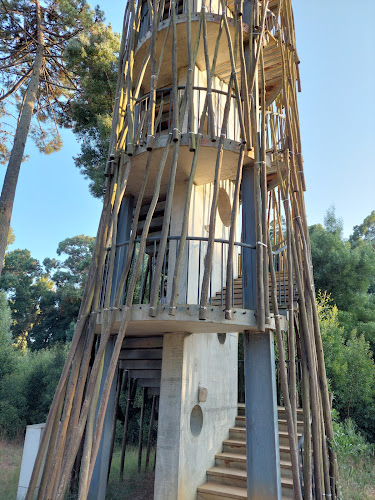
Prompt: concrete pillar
<box><xmin>88</xmin><ymin>337</ymin><xmax>118</xmax><ymax>500</ymax></box>
<box><xmin>154</xmin><ymin>332</ymin><xmax>238</xmax><ymax>500</ymax></box>
<box><xmin>154</xmin><ymin>333</ymin><xmax>185</xmax><ymax>500</ymax></box>
<box><xmin>17</xmin><ymin>423</ymin><xmax>46</xmax><ymax>500</ymax></box>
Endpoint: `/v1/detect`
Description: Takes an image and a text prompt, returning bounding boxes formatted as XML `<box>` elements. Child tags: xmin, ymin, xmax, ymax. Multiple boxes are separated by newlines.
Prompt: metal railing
<box><xmin>132</xmin><ymin>85</ymin><xmax>243</xmax><ymax>149</ymax></box>
<box><xmin>100</xmin><ymin>235</ymin><xmax>251</xmax><ymax>309</ymax></box>
<box><xmin>100</xmin><ymin>234</ymin><xmax>296</xmax><ymax>311</ymax></box>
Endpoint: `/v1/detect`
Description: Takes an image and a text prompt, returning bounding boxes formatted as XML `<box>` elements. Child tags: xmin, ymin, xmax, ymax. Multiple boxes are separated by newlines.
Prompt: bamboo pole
<box><xmin>146</xmin><ymin>0</ymin><xmax>157</xmax><ymax>151</ymax></box>
<box><xmin>145</xmin><ymin>395</ymin><xmax>156</xmax><ymax>470</ymax></box>
<box><xmin>199</xmin><ymin>77</ymin><xmax>234</xmax><ymax>320</ymax></box>
<box><xmin>225</xmin><ymin>145</ymin><xmax>244</xmax><ymax>319</ymax></box>
<box><xmin>186</xmin><ymin>0</ymin><xmax>196</xmax><ymax>150</ymax></box>
<box><xmin>201</xmin><ymin>5</ymin><xmax>216</xmax><ymax>142</ymax></box>
<box><xmin>77</xmin><ymin>352</ymin><xmax>105</xmax><ymax>500</ymax></box>
<box><xmin>120</xmin><ymin>377</ymin><xmax>137</xmax><ymax>480</ymax></box>
<box><xmin>290</xmin><ymin>233</ymin><xmax>324</xmax><ymax>498</ymax></box>
<box><xmin>266</xmin><ymin>230</ymin><xmax>302</xmax><ymax>500</ymax></box>
<box><xmin>108</xmin><ymin>369</ymin><xmax>124</xmax><ymax>480</ymax></box>
<box><xmin>84</xmin><ymin>114</ymin><xmax>179</xmax><ymax>492</ymax></box>
<box><xmin>221</xmin><ymin>0</ymin><xmax>246</xmax><ymax>145</ymax></box>
<box><xmin>260</xmin><ymin>51</ymin><xmax>269</xmax><ymax>323</ymax></box>
<box><xmin>137</xmin><ymin>387</ymin><xmax>146</xmax><ymax>472</ymax></box>
<box><xmin>171</xmin><ymin>0</ymin><xmax>180</xmax><ymax>143</ymax></box>
<box><xmin>238</xmin><ymin>6</ymin><xmax>251</xmax><ymax>150</ymax></box>
<box><xmin>168</xmin><ymin>15</ymin><xmax>224</xmax><ymax>314</ymax></box>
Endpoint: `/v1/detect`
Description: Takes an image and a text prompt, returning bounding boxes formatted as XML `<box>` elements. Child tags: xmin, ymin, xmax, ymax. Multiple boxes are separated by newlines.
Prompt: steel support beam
<box><xmin>88</xmin><ymin>338</ymin><xmax>118</xmax><ymax>500</ymax></box>
<box><xmin>242</xmin><ymin>166</ymin><xmax>281</xmax><ymax>499</ymax></box>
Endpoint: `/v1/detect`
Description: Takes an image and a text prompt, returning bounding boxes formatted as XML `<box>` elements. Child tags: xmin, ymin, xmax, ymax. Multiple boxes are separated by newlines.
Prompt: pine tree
<box><xmin>0</xmin><ymin>0</ymin><xmax>101</xmax><ymax>275</ymax></box>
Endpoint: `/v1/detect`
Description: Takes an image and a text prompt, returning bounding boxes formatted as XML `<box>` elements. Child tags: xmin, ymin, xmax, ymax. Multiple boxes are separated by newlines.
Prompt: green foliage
<box><xmin>0</xmin><ymin>0</ymin><xmax>103</xmax><ymax>160</ymax></box>
<box><xmin>64</xmin><ymin>23</ymin><xmax>120</xmax><ymax>198</ymax></box>
<box><xmin>318</xmin><ymin>293</ymin><xmax>375</xmax><ymax>441</ymax></box>
<box><xmin>31</xmin><ymin>235</ymin><xmax>95</xmax><ymax>349</ymax></box>
<box><xmin>0</xmin><ymin>249</ymin><xmax>54</xmax><ymax>348</ymax></box>
<box><xmin>310</xmin><ymin>223</ymin><xmax>375</xmax><ymax>310</ymax></box>
<box><xmin>0</xmin><ymin>344</ymin><xmax>68</xmax><ymax>438</ymax></box>
<box><xmin>333</xmin><ymin>415</ymin><xmax>373</xmax><ymax>459</ymax></box>
<box><xmin>350</xmin><ymin>210</ymin><xmax>375</xmax><ymax>248</ymax></box>
<box><xmin>0</xmin><ymin>291</ymin><xmax>16</xmax><ymax>380</ymax></box>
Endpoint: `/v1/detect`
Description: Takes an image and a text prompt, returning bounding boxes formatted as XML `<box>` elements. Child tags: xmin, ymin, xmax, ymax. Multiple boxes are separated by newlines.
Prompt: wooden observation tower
<box><xmin>26</xmin><ymin>0</ymin><xmax>338</xmax><ymax>499</ymax></box>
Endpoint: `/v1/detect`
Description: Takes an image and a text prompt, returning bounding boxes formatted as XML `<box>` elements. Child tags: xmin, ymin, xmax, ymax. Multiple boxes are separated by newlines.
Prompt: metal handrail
<box><xmin>109</xmin><ymin>235</ymin><xmax>256</xmax><ymax>251</ymax></box>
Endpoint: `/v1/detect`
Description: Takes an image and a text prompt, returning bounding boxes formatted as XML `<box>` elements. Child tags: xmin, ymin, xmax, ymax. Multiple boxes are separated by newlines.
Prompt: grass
<box><xmin>337</xmin><ymin>453</ymin><xmax>375</xmax><ymax>500</ymax></box>
<box><xmin>0</xmin><ymin>439</ymin><xmax>23</xmax><ymax>500</ymax></box>
<box><xmin>333</xmin><ymin>418</ymin><xmax>375</xmax><ymax>500</ymax></box>
<box><xmin>0</xmin><ymin>440</ymin><xmax>154</xmax><ymax>500</ymax></box>
<box><xmin>1</xmin><ymin>435</ymin><xmax>374</xmax><ymax>500</ymax></box>
<box><xmin>106</xmin><ymin>446</ymin><xmax>155</xmax><ymax>500</ymax></box>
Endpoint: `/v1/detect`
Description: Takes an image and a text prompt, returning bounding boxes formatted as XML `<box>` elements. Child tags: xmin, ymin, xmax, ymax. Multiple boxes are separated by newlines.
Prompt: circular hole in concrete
<box><xmin>218</xmin><ymin>188</ymin><xmax>232</xmax><ymax>227</ymax></box>
<box><xmin>217</xmin><ymin>333</ymin><xmax>227</xmax><ymax>344</ymax></box>
<box><xmin>190</xmin><ymin>404</ymin><xmax>203</xmax><ymax>436</ymax></box>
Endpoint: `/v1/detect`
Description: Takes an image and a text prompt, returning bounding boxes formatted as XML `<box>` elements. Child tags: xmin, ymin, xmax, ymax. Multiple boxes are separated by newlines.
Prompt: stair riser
<box><xmin>207</xmin><ymin>473</ymin><xmax>246</xmax><ymax>489</ymax></box>
<box><xmin>235</xmin><ymin>417</ymin><xmax>245</xmax><ymax>428</ymax></box>
<box><xmin>215</xmin><ymin>458</ymin><xmax>247</xmax><ymax>470</ymax></box>
<box><xmin>197</xmin><ymin>493</ymin><xmax>244</xmax><ymax>500</ymax></box>
<box><xmin>215</xmin><ymin>457</ymin><xmax>292</xmax><ymax>480</ymax></box>
<box><xmin>279</xmin><ymin>435</ymin><xmax>293</xmax><ymax>447</ymax></box>
<box><xmin>198</xmin><ymin>489</ymin><xmax>293</xmax><ymax>500</ymax></box>
<box><xmin>223</xmin><ymin>443</ymin><xmax>246</xmax><ymax>454</ymax></box>
<box><xmin>282</xmin><ymin>485</ymin><xmax>294</xmax><ymax>498</ymax></box>
<box><xmin>278</xmin><ymin>421</ymin><xmax>304</xmax><ymax>433</ymax></box>
<box><xmin>280</xmin><ymin>449</ymin><xmax>292</xmax><ymax>462</ymax></box>
<box><xmin>229</xmin><ymin>430</ymin><xmax>246</xmax><ymax>441</ymax></box>
<box><xmin>235</xmin><ymin>418</ymin><xmax>304</xmax><ymax>434</ymax></box>
<box><xmin>281</xmin><ymin>466</ymin><xmax>293</xmax><ymax>479</ymax></box>
<box><xmin>278</xmin><ymin>411</ymin><xmax>304</xmax><ymax>423</ymax></box>
<box><xmin>208</xmin><ymin>473</ymin><xmax>295</xmax><ymax>497</ymax></box>
<box><xmin>238</xmin><ymin>407</ymin><xmax>304</xmax><ymax>422</ymax></box>
<box><xmin>237</xmin><ymin>407</ymin><xmax>245</xmax><ymax>417</ymax></box>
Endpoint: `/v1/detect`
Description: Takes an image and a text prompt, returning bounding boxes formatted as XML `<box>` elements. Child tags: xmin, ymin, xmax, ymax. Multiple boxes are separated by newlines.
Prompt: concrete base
<box><xmin>154</xmin><ymin>331</ymin><xmax>238</xmax><ymax>500</ymax></box>
<box><xmin>17</xmin><ymin>423</ymin><xmax>46</xmax><ymax>500</ymax></box>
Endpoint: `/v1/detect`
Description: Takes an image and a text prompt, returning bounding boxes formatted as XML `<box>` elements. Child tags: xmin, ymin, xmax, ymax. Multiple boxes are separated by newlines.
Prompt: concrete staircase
<box><xmin>197</xmin><ymin>403</ymin><xmax>304</xmax><ymax>500</ymax></box>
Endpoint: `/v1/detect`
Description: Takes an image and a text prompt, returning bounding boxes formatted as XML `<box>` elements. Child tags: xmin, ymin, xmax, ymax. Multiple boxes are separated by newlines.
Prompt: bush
<box><xmin>0</xmin><ymin>343</ymin><xmax>68</xmax><ymax>439</ymax></box>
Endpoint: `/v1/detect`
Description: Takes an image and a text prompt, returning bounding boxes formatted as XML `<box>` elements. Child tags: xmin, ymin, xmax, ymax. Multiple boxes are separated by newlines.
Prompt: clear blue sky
<box><xmin>2</xmin><ymin>0</ymin><xmax>374</xmax><ymax>264</ymax></box>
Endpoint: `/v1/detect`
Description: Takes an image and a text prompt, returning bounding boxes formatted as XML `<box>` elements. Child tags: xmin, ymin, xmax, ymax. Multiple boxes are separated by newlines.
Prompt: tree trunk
<box><xmin>0</xmin><ymin>0</ymin><xmax>44</xmax><ymax>275</ymax></box>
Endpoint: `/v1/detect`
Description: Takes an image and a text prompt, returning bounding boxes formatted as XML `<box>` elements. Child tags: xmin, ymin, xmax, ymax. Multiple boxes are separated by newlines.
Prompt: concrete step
<box><xmin>197</xmin><ymin>481</ymin><xmax>247</xmax><ymax>500</ymax></box>
<box><xmin>215</xmin><ymin>452</ymin><xmax>293</xmax><ymax>478</ymax></box>
<box><xmin>279</xmin><ymin>430</ymin><xmax>303</xmax><ymax>446</ymax></box>
<box><xmin>204</xmin><ymin>466</ymin><xmax>295</xmax><ymax>497</ymax></box>
<box><xmin>215</xmin><ymin>452</ymin><xmax>247</xmax><ymax>470</ymax></box>
<box><xmin>235</xmin><ymin>415</ymin><xmax>304</xmax><ymax>434</ymax></box>
<box><xmin>229</xmin><ymin>427</ymin><xmax>246</xmax><ymax>440</ymax></box>
<box><xmin>237</xmin><ymin>403</ymin><xmax>304</xmax><ymax>422</ymax></box>
<box><xmin>207</xmin><ymin>466</ymin><xmax>247</xmax><ymax>488</ymax></box>
<box><xmin>222</xmin><ymin>439</ymin><xmax>246</xmax><ymax>454</ymax></box>
<box><xmin>198</xmin><ymin>481</ymin><xmax>294</xmax><ymax>500</ymax></box>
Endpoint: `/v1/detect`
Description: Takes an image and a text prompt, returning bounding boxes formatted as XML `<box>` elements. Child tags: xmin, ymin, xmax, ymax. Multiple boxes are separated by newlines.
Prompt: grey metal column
<box><xmin>110</xmin><ymin>195</ymin><xmax>134</xmax><ymax>305</ymax></box>
<box><xmin>242</xmin><ymin>167</ymin><xmax>281</xmax><ymax>500</ymax></box>
<box><xmin>88</xmin><ymin>337</ymin><xmax>118</xmax><ymax>500</ymax></box>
